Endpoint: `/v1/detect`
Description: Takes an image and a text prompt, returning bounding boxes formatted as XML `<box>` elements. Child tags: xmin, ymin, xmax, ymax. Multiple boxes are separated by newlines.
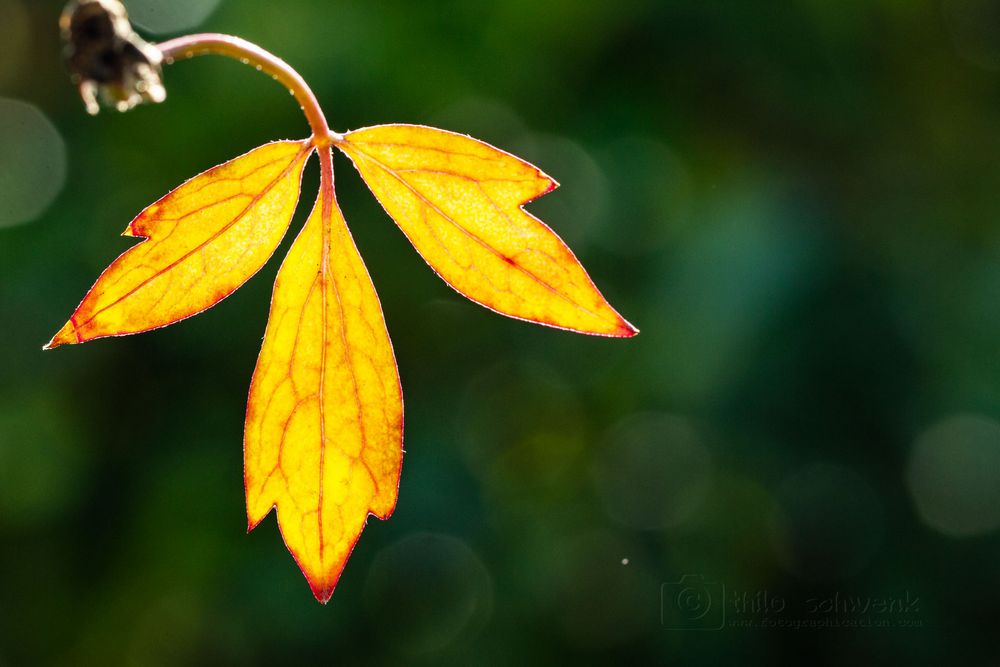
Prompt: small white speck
<box><xmin>621</xmin><ymin>558</ymin><xmax>629</xmax><ymax>565</ymax></box>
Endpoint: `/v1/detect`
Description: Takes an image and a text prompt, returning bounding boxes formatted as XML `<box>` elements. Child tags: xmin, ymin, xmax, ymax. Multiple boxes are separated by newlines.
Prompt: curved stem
<box><xmin>156</xmin><ymin>33</ymin><xmax>334</xmax><ymax>148</ymax></box>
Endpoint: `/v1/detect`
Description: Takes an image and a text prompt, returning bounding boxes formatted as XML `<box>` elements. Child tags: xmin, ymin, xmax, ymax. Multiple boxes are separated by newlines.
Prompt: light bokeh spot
<box><xmin>595</xmin><ymin>413</ymin><xmax>713</xmax><ymax>530</ymax></box>
<box><xmin>907</xmin><ymin>414</ymin><xmax>1000</xmax><ymax>537</ymax></box>
<box><xmin>125</xmin><ymin>0</ymin><xmax>223</xmax><ymax>35</ymax></box>
<box><xmin>0</xmin><ymin>98</ymin><xmax>67</xmax><ymax>228</ymax></box>
<box><xmin>364</xmin><ymin>532</ymin><xmax>493</xmax><ymax>656</ymax></box>
<box><xmin>513</xmin><ymin>132</ymin><xmax>609</xmax><ymax>249</ymax></box>
<box><xmin>457</xmin><ymin>361</ymin><xmax>585</xmax><ymax>491</ymax></box>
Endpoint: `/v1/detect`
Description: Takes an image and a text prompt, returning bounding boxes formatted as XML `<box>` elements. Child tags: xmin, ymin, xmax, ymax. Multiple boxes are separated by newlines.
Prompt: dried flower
<box><xmin>60</xmin><ymin>0</ymin><xmax>166</xmax><ymax>115</ymax></box>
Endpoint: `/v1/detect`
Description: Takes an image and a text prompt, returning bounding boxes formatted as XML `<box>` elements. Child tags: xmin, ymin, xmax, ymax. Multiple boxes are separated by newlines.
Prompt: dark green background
<box><xmin>2</xmin><ymin>0</ymin><xmax>999</xmax><ymax>663</ymax></box>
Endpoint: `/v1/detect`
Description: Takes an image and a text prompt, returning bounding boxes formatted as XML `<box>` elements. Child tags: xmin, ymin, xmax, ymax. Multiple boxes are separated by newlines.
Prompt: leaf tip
<box><xmin>308</xmin><ymin>577</ymin><xmax>336</xmax><ymax>605</ymax></box>
<box><xmin>44</xmin><ymin>320</ymin><xmax>80</xmax><ymax>350</ymax></box>
<box><xmin>541</xmin><ymin>172</ymin><xmax>559</xmax><ymax>195</ymax></box>
<box><xmin>616</xmin><ymin>319</ymin><xmax>640</xmax><ymax>338</ymax></box>
<box><xmin>245</xmin><ymin>501</ymin><xmax>272</xmax><ymax>533</ymax></box>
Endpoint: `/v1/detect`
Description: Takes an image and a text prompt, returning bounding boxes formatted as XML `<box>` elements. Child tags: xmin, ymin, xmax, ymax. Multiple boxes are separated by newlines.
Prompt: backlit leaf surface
<box><xmin>46</xmin><ymin>141</ymin><xmax>311</xmax><ymax>348</ymax></box>
<box><xmin>336</xmin><ymin>124</ymin><xmax>637</xmax><ymax>337</ymax></box>
<box><xmin>244</xmin><ymin>149</ymin><xmax>402</xmax><ymax>603</ymax></box>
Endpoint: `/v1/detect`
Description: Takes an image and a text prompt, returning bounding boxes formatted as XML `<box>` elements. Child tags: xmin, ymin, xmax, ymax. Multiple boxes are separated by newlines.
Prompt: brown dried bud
<box><xmin>60</xmin><ymin>0</ymin><xmax>166</xmax><ymax>115</ymax></box>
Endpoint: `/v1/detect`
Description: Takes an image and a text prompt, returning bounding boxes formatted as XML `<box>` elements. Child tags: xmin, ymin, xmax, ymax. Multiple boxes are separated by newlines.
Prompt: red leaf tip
<box><xmin>309</xmin><ymin>579</ymin><xmax>335</xmax><ymax>605</ymax></box>
<box><xmin>617</xmin><ymin>319</ymin><xmax>640</xmax><ymax>338</ymax></box>
<box><xmin>43</xmin><ymin>320</ymin><xmax>80</xmax><ymax>350</ymax></box>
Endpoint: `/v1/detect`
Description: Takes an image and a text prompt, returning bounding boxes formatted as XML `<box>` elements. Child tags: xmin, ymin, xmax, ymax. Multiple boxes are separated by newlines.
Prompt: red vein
<box><xmin>347</xmin><ymin>145</ymin><xmax>612</xmax><ymax>325</ymax></box>
<box><xmin>316</xmin><ymin>148</ymin><xmax>333</xmax><ymax>580</ymax></box>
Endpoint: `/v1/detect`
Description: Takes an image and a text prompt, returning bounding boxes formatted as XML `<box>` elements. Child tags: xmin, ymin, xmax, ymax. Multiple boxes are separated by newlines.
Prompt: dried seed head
<box><xmin>60</xmin><ymin>0</ymin><xmax>166</xmax><ymax>115</ymax></box>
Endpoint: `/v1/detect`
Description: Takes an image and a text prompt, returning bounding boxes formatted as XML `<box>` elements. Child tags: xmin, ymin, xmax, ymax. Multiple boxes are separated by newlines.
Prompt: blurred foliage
<box><xmin>2</xmin><ymin>0</ymin><xmax>1000</xmax><ymax>663</ymax></box>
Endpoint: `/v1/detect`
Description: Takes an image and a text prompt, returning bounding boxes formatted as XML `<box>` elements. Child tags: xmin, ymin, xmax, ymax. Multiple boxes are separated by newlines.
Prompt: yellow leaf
<box><xmin>335</xmin><ymin>124</ymin><xmax>637</xmax><ymax>337</ymax></box>
<box><xmin>244</xmin><ymin>149</ymin><xmax>402</xmax><ymax>603</ymax></box>
<box><xmin>45</xmin><ymin>141</ymin><xmax>311</xmax><ymax>348</ymax></box>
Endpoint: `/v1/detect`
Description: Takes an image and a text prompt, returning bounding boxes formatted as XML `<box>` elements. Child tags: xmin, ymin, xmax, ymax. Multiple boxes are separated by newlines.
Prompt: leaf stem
<box><xmin>156</xmin><ymin>33</ymin><xmax>335</xmax><ymax>148</ymax></box>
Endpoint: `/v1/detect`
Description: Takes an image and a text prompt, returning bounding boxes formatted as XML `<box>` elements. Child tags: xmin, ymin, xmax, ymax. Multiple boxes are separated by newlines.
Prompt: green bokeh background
<box><xmin>2</xmin><ymin>0</ymin><xmax>1000</xmax><ymax>663</ymax></box>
